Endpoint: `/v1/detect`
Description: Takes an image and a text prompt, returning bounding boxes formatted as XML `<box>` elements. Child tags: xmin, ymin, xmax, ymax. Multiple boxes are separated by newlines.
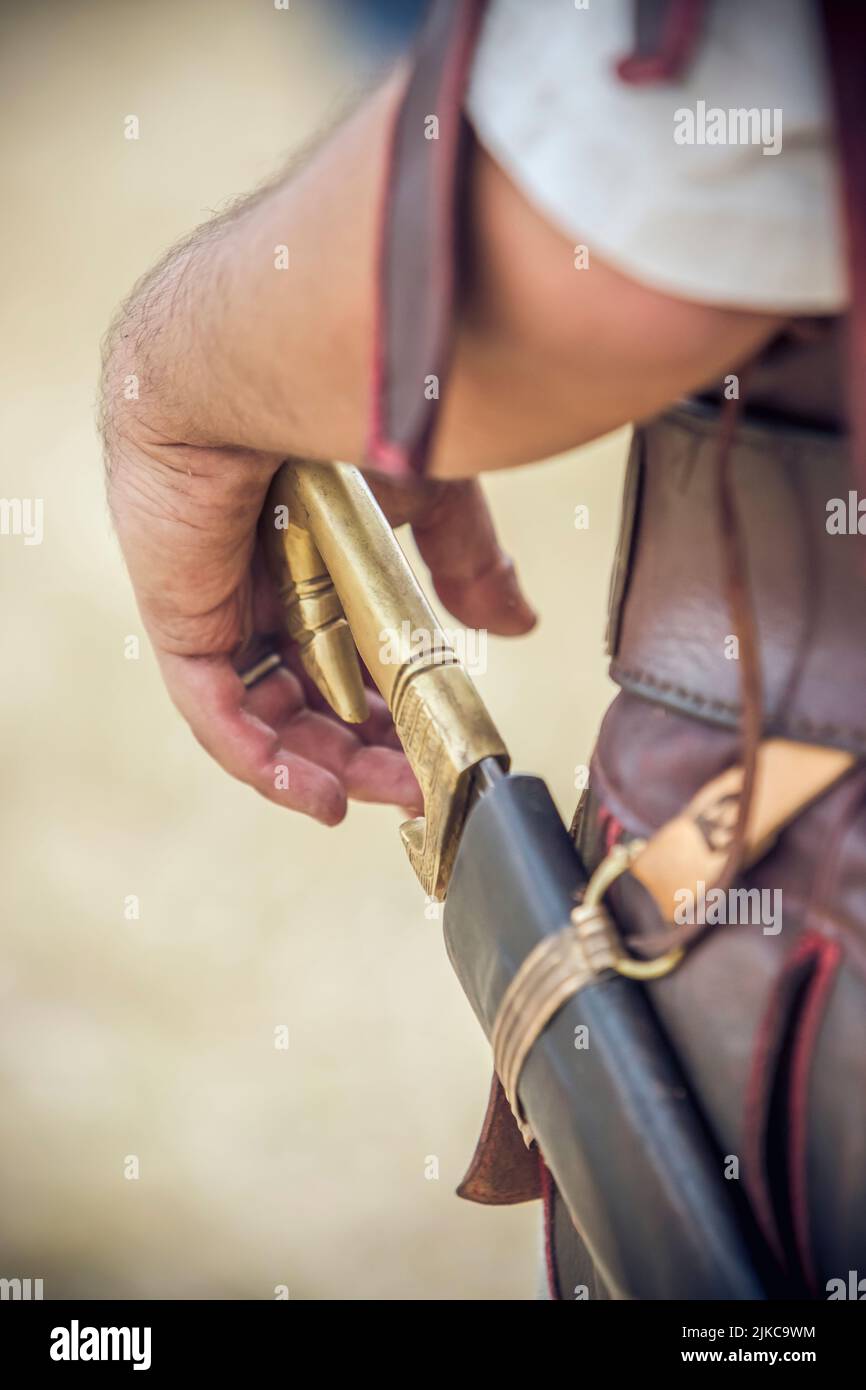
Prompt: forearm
<box><xmin>103</xmin><ymin>69</ymin><xmax>785</xmax><ymax>483</ymax></box>
<box><xmin>102</xmin><ymin>73</ymin><xmax>404</xmax><ymax>470</ymax></box>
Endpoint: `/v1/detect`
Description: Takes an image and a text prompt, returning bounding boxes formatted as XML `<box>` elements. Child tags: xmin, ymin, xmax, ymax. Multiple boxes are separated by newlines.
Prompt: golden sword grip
<box><xmin>262</xmin><ymin>487</ymin><xmax>369</xmax><ymax>724</ymax></box>
<box><xmin>264</xmin><ymin>459</ymin><xmax>509</xmax><ymax>898</ymax></box>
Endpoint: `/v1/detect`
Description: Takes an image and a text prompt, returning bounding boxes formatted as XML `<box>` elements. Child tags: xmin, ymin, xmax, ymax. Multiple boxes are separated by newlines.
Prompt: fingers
<box><xmin>158</xmin><ymin>649</ymin><xmax>419</xmax><ymax>823</ymax></box>
<box><xmin>269</xmin><ymin>704</ymin><xmax>421</xmax><ymax>811</ymax></box>
<box><xmin>413</xmin><ymin>480</ymin><xmax>537</xmax><ymax>636</ymax></box>
<box><xmin>108</xmin><ymin>433</ymin><xmax>278</xmax><ymax>660</ymax></box>
<box><xmin>278</xmin><ymin>642</ymin><xmax>402</xmax><ymax>749</ymax></box>
<box><xmin>429</xmin><ymin>547</ymin><xmax>535</xmax><ymax>636</ymax></box>
<box><xmin>162</xmin><ymin>650</ymin><xmax>348</xmax><ymax>823</ymax></box>
<box><xmin>369</xmin><ymin>473</ymin><xmax>536</xmax><ymax>636</ymax></box>
<box><xmin>342</xmin><ymin>745</ymin><xmax>422</xmax><ymax>811</ymax></box>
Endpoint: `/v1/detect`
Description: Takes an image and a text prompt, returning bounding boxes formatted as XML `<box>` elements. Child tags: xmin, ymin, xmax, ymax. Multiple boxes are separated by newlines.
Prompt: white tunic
<box><xmin>465</xmin><ymin>0</ymin><xmax>845</xmax><ymax>313</ymax></box>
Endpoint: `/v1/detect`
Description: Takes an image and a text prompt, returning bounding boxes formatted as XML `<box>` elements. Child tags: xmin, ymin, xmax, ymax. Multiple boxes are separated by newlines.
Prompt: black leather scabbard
<box><xmin>443</xmin><ymin>770</ymin><xmax>768</xmax><ymax>1300</ymax></box>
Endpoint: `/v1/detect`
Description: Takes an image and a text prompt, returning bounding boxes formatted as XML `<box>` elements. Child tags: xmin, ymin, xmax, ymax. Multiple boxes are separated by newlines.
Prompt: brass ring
<box><xmin>237</xmin><ymin>650</ymin><xmax>283</xmax><ymax>689</ymax></box>
<box><xmin>581</xmin><ymin>838</ymin><xmax>685</xmax><ymax>980</ymax></box>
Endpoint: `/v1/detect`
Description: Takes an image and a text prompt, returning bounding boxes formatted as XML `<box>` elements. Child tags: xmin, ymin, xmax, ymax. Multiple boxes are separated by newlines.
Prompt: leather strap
<box><xmin>628</xmin><ymin>738</ymin><xmax>854</xmax><ymax>955</ymax></box>
<box><xmin>366</xmin><ymin>0</ymin><xmax>487</xmax><ymax>477</ymax></box>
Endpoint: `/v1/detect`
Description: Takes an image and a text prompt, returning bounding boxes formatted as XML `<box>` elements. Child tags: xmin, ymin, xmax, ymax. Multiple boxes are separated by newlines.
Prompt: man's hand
<box><xmin>104</xmin><ymin>415</ymin><xmax>535</xmax><ymax>825</ymax></box>
<box><xmin>102</xmin><ymin>70</ymin><xmax>782</xmax><ymax>822</ymax></box>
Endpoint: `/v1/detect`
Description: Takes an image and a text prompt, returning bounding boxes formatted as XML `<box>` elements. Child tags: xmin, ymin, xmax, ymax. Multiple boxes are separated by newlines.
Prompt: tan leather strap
<box><xmin>628</xmin><ymin>739</ymin><xmax>854</xmax><ymax>957</ymax></box>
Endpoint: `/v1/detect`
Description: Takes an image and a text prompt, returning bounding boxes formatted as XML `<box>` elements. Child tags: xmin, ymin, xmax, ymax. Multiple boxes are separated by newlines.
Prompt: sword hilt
<box><xmin>264</xmin><ymin>459</ymin><xmax>509</xmax><ymax>898</ymax></box>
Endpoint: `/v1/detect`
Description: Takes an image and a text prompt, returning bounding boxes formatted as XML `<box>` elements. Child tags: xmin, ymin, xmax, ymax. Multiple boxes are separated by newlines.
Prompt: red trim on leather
<box><xmin>616</xmin><ymin>0</ymin><xmax>706</xmax><ymax>85</ymax></box>
<box><xmin>597</xmin><ymin>805</ymin><xmax>624</xmax><ymax>854</ymax></box>
<box><xmin>742</xmin><ymin>933</ymin><xmax>816</xmax><ymax>1268</ymax></box>
<box><xmin>538</xmin><ymin>1153</ymin><xmax>561</xmax><ymax>1300</ymax></box>
<box><xmin>743</xmin><ymin>930</ymin><xmax>842</xmax><ymax>1285</ymax></box>
<box><xmin>788</xmin><ymin>935</ymin><xmax>841</xmax><ymax>1294</ymax></box>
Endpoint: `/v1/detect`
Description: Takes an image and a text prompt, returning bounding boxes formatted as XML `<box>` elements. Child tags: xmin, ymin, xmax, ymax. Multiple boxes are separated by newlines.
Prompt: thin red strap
<box><xmin>366</xmin><ymin>0</ymin><xmax>487</xmax><ymax>477</ymax></box>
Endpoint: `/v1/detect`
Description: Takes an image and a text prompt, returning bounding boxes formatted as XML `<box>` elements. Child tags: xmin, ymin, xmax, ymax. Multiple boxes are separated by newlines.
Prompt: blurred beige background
<box><xmin>0</xmin><ymin>0</ymin><xmax>626</xmax><ymax>1299</ymax></box>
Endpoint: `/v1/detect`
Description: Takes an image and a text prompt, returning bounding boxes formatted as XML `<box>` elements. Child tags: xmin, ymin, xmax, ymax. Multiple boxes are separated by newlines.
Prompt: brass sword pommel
<box><xmin>264</xmin><ymin>459</ymin><xmax>509</xmax><ymax>899</ymax></box>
